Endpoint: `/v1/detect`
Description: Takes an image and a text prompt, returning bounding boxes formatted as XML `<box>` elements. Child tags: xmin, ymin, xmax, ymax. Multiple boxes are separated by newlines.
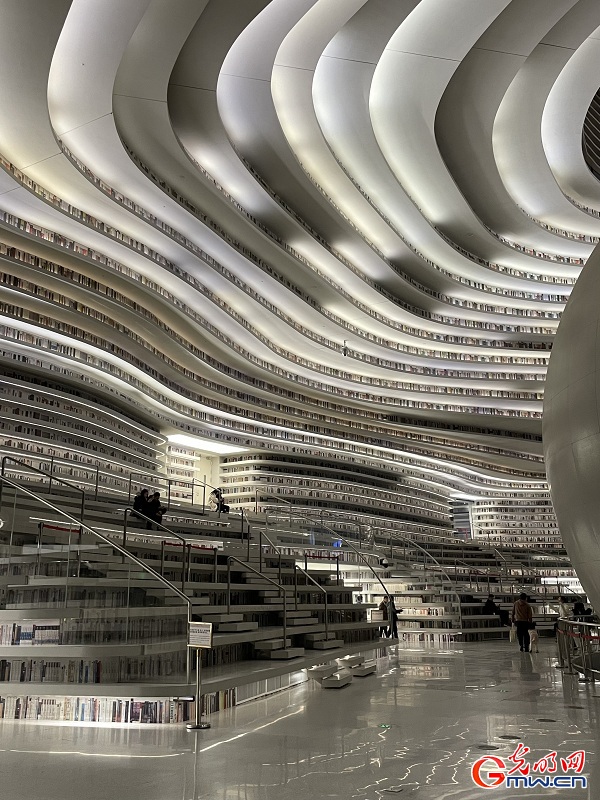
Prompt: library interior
<box><xmin>2</xmin><ymin>0</ymin><xmax>600</xmax><ymax>797</ymax></box>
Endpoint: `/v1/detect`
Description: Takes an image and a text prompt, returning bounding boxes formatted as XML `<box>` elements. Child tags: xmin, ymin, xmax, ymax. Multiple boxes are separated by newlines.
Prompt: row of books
<box><xmin>0</xmin><ymin>696</ymin><xmax>186</xmax><ymax>723</ymax></box>
<box><xmin>398</xmin><ymin>607</ymin><xmax>447</xmax><ymax>617</ymax></box>
<box><xmin>202</xmin><ymin>688</ymin><xmax>236</xmax><ymax>715</ymax></box>
<box><xmin>398</xmin><ymin>620</ymin><xmax>456</xmax><ymax>630</ymax></box>
<box><xmin>1</xmin><ymin>378</ymin><xmax>159</xmax><ymax>445</ymax></box>
<box><xmin>338</xmin><ymin>629</ymin><xmax>380</xmax><ymax>644</ymax></box>
<box><xmin>0</xmin><ymin>623</ymin><xmax>61</xmax><ymax>646</ymax></box>
<box><xmin>60</xmin><ymin>616</ymin><xmax>186</xmax><ymax>645</ymax></box>
<box><xmin>120</xmin><ymin>653</ymin><xmax>187</xmax><ymax>680</ymax></box>
<box><xmin>237</xmin><ymin>672</ymin><xmax>307</xmax><ymax>704</ymax></box>
<box><xmin>6</xmin><ymin>581</ymin><xmax>166</xmax><ymax>611</ymax></box>
<box><xmin>402</xmin><ymin>631</ymin><xmax>459</xmax><ymax>642</ymax></box>
<box><xmin>0</xmin><ymin>659</ymin><xmax>105</xmax><ymax>684</ymax></box>
<box><xmin>0</xmin><ymin>652</ymin><xmax>188</xmax><ymax>684</ymax></box>
<box><xmin>7</xmin><ymin>589</ymin><xmax>133</xmax><ymax>609</ymax></box>
<box><xmin>0</xmin><ymin>689</ymin><xmax>236</xmax><ymax>723</ymax></box>
<box><xmin>0</xmin><ymin>310</ymin><xmax>545</xmax><ymax>431</ymax></box>
<box><xmin>200</xmin><ymin>643</ymin><xmax>252</xmax><ymax>669</ymax></box>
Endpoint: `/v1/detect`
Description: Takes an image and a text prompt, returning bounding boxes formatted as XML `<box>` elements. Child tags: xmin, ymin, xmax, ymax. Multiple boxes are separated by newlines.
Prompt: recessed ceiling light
<box><xmin>167</xmin><ymin>434</ymin><xmax>247</xmax><ymax>454</ymax></box>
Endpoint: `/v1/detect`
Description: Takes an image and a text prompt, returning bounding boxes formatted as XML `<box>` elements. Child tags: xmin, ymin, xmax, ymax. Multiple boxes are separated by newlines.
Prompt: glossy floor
<box><xmin>1</xmin><ymin>639</ymin><xmax>597</xmax><ymax>799</ymax></box>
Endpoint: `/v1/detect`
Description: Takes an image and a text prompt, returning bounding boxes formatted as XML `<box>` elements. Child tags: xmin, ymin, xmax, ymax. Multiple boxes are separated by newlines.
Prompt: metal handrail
<box><xmin>556</xmin><ymin>617</ymin><xmax>600</xmax><ymax>680</ymax></box>
<box><xmin>1</xmin><ymin>453</ymin><xmax>121</xmax><ymax>502</ymax></box>
<box><xmin>368</xmin><ymin>526</ymin><xmax>464</xmax><ymax>630</ymax></box>
<box><xmin>122</xmin><ymin>508</ymin><xmax>192</xmax><ymax>592</ymax></box>
<box><xmin>373</xmin><ymin>542</ymin><xmax>575</xmax><ymax>605</ymax></box>
<box><xmin>270</xmin><ymin>511</ymin><xmax>572</xmax><ymax>579</ymax></box>
<box><xmin>260</xmin><ymin>498</ymin><xmax>457</xmax><ymax>542</ymax></box>
<box><xmin>262</xmin><ymin>508</ymin><xmax>471</xmax><ymax>630</ymax></box>
<box><xmin>294</xmin><ymin>564</ymin><xmax>329</xmax><ymax>639</ymax></box>
<box><xmin>227</xmin><ymin>556</ymin><xmax>287</xmax><ymax>644</ymax></box>
<box><xmin>263</xmin><ymin>507</ymin><xmax>392</xmax><ymax>608</ymax></box>
<box><xmin>128</xmin><ymin>471</ymin><xmax>220</xmax><ymax>514</ymax></box>
<box><xmin>240</xmin><ymin>508</ymin><xmax>253</xmax><ymax>554</ymax></box>
<box><xmin>273</xmin><ymin>506</ymin><xmax>573</xmax><ymax>581</ymax></box>
<box><xmin>1</xmin><ymin>455</ymin><xmax>86</xmax><ymax>520</ymax></box>
<box><xmin>491</xmin><ymin>544</ymin><xmax>571</xmax><ymax>571</ymax></box>
<box><xmin>0</xmin><ymin>475</ymin><xmax>192</xmax><ymax>682</ymax></box>
<box><xmin>259</xmin><ymin>501</ymin><xmax>572</xmax><ymax>567</ymax></box>
<box><xmin>252</xmin><ymin>527</ymin><xmax>330</xmax><ymax>637</ymax></box>
<box><xmin>260</xmin><ymin>507</ymin><xmax>577</xmax><ymax>607</ymax></box>
<box><xmin>474</xmin><ymin>544</ymin><xmax>584</xmax><ymax>602</ymax></box>
<box><xmin>42</xmin><ymin>455</ymin><xmax>104</xmax><ymax>500</ymax></box>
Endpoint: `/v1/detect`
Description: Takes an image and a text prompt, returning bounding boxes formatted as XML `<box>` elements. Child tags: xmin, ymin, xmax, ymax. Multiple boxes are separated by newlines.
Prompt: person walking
<box><xmin>512</xmin><ymin>592</ymin><xmax>533</xmax><ymax>652</ymax></box>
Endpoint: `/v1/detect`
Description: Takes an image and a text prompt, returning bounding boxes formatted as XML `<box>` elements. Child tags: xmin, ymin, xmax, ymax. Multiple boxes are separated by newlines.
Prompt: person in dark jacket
<box><xmin>146</xmin><ymin>492</ymin><xmax>166</xmax><ymax>529</ymax></box>
<box><xmin>132</xmin><ymin>488</ymin><xmax>149</xmax><ymax>522</ymax></box>
<box><xmin>483</xmin><ymin>594</ymin><xmax>510</xmax><ymax>626</ymax></box>
<box><xmin>378</xmin><ymin>597</ymin><xmax>389</xmax><ymax>638</ymax></box>
<box><xmin>512</xmin><ymin>593</ymin><xmax>533</xmax><ymax>652</ymax></box>
<box><xmin>209</xmin><ymin>488</ymin><xmax>230</xmax><ymax>513</ymax></box>
<box><xmin>388</xmin><ymin>597</ymin><xmax>401</xmax><ymax>639</ymax></box>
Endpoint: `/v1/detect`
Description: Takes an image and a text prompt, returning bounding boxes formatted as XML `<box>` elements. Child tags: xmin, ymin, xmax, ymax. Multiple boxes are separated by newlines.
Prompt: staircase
<box><xmin>0</xmin><ymin>469</ymin><xmax>579</xmax><ymax>723</ymax></box>
<box><xmin>0</xmin><ymin>478</ymin><xmax>389</xmax><ymax>724</ymax></box>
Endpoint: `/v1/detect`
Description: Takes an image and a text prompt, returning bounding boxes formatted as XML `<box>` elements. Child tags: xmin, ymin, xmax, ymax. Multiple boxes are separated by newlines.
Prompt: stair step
<box><xmin>336</xmin><ymin>655</ymin><xmax>364</xmax><ymax>668</ymax></box>
<box><xmin>308</xmin><ymin>664</ymin><xmax>338</xmax><ymax>680</ymax></box>
<box><xmin>322</xmin><ymin>670</ymin><xmax>353</xmax><ymax>688</ymax></box>
<box><xmin>248</xmin><ymin>582</ymin><xmax>294</xmax><ymax>592</ymax></box>
<box><xmin>259</xmin><ymin>647</ymin><xmax>305</xmax><ymax>660</ymax></box>
<box><xmin>217</xmin><ymin>621</ymin><xmax>259</xmax><ymax>632</ymax></box>
<box><xmin>284</xmin><ymin>617</ymin><xmax>319</xmax><ymax>626</ymax></box>
<box><xmin>256</xmin><ymin>566</ymin><xmax>295</xmax><ymax>573</ymax></box>
<box><xmin>188</xmin><ymin>597</ymin><xmax>210</xmax><ymax>606</ymax></box>
<box><xmin>284</xmin><ymin>610</ymin><xmax>316</xmax><ymax>618</ymax></box>
<box><xmin>352</xmin><ymin>662</ymin><xmax>376</xmax><ymax>677</ymax></box>
<box><xmin>200</xmin><ymin>613</ymin><xmax>243</xmax><ymax>623</ymax></box>
<box><xmin>307</xmin><ymin>638</ymin><xmax>345</xmax><ymax>650</ymax></box>
<box><xmin>253</xmin><ymin>638</ymin><xmax>292</xmax><ymax>650</ymax></box>
<box><xmin>304</xmin><ymin>632</ymin><xmax>338</xmax><ymax>643</ymax></box>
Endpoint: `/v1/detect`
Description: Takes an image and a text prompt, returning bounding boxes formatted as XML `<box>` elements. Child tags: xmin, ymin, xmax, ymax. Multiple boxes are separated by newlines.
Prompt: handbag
<box><xmin>509</xmin><ymin>625</ymin><xmax>517</xmax><ymax>643</ymax></box>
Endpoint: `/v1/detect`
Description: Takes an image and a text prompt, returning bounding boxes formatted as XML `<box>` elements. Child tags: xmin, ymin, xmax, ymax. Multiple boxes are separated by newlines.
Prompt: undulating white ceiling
<box><xmin>0</xmin><ymin>0</ymin><xmax>598</xmax><ymax>504</ymax></box>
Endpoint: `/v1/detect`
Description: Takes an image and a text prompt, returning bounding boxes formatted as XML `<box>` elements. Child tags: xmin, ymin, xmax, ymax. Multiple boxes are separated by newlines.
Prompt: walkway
<box><xmin>1</xmin><ymin>639</ymin><xmax>597</xmax><ymax>799</ymax></box>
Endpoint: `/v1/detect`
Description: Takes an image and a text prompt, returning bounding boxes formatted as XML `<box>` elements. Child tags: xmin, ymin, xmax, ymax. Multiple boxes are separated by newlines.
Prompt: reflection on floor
<box><xmin>0</xmin><ymin>639</ymin><xmax>597</xmax><ymax>799</ymax></box>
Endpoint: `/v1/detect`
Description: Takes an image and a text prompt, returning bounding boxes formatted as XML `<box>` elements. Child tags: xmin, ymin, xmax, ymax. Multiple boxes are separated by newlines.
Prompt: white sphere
<box><xmin>544</xmin><ymin>244</ymin><xmax>600</xmax><ymax>610</ymax></box>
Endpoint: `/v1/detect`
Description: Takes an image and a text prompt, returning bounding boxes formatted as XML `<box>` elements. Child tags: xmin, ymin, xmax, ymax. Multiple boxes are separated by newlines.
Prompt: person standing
<box><xmin>378</xmin><ymin>596</ymin><xmax>389</xmax><ymax>638</ymax></box>
<box><xmin>512</xmin><ymin>593</ymin><xmax>533</xmax><ymax>652</ymax></box>
<box><xmin>388</xmin><ymin>596</ymin><xmax>400</xmax><ymax>639</ymax></box>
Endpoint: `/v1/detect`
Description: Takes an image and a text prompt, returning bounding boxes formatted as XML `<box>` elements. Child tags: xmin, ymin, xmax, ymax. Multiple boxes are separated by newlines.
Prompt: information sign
<box><xmin>188</xmin><ymin>621</ymin><xmax>213</xmax><ymax>649</ymax></box>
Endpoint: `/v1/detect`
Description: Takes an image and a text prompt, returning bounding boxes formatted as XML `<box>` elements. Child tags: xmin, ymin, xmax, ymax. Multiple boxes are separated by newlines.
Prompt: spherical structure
<box><xmin>544</xmin><ymin>244</ymin><xmax>600</xmax><ymax>610</ymax></box>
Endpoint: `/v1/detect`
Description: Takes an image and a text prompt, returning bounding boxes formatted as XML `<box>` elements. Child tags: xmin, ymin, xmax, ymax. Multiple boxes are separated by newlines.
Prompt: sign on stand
<box><xmin>187</xmin><ymin>621</ymin><xmax>213</xmax><ymax>731</ymax></box>
<box><xmin>188</xmin><ymin>621</ymin><xmax>213</xmax><ymax>649</ymax></box>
